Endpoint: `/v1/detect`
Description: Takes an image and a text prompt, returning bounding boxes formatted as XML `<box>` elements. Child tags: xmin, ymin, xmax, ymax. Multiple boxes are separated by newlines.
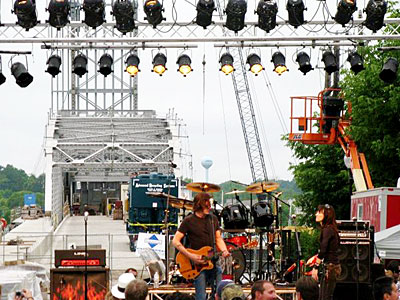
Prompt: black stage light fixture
<box><xmin>225</xmin><ymin>0</ymin><xmax>247</xmax><ymax>33</ymax></box>
<box><xmin>125</xmin><ymin>53</ymin><xmax>140</xmax><ymax>77</ymax></box>
<box><xmin>219</xmin><ymin>53</ymin><xmax>234</xmax><ymax>75</ymax></box>
<box><xmin>72</xmin><ymin>54</ymin><xmax>88</xmax><ymax>77</ymax></box>
<box><xmin>379</xmin><ymin>57</ymin><xmax>398</xmax><ymax>84</ymax></box>
<box><xmin>296</xmin><ymin>51</ymin><xmax>313</xmax><ymax>75</ymax></box>
<box><xmin>152</xmin><ymin>53</ymin><xmax>167</xmax><ymax>76</ymax></box>
<box><xmin>46</xmin><ymin>54</ymin><xmax>62</xmax><ymax>77</ymax></box>
<box><xmin>364</xmin><ymin>0</ymin><xmax>387</xmax><ymax>33</ymax></box>
<box><xmin>271</xmin><ymin>51</ymin><xmax>288</xmax><ymax>75</ymax></box>
<box><xmin>177</xmin><ymin>54</ymin><xmax>193</xmax><ymax>77</ymax></box>
<box><xmin>247</xmin><ymin>53</ymin><xmax>264</xmax><ymax>75</ymax></box>
<box><xmin>0</xmin><ymin>57</ymin><xmax>6</xmax><ymax>86</ymax></box>
<box><xmin>11</xmin><ymin>62</ymin><xmax>33</xmax><ymax>88</ymax></box>
<box><xmin>47</xmin><ymin>0</ymin><xmax>70</xmax><ymax>30</ymax></box>
<box><xmin>112</xmin><ymin>0</ymin><xmax>135</xmax><ymax>34</ymax></box>
<box><xmin>82</xmin><ymin>0</ymin><xmax>105</xmax><ymax>29</ymax></box>
<box><xmin>144</xmin><ymin>0</ymin><xmax>165</xmax><ymax>28</ymax></box>
<box><xmin>256</xmin><ymin>0</ymin><xmax>278</xmax><ymax>33</ymax></box>
<box><xmin>286</xmin><ymin>0</ymin><xmax>306</xmax><ymax>28</ymax></box>
<box><xmin>98</xmin><ymin>54</ymin><xmax>113</xmax><ymax>77</ymax></box>
<box><xmin>322</xmin><ymin>51</ymin><xmax>339</xmax><ymax>74</ymax></box>
<box><xmin>13</xmin><ymin>0</ymin><xmax>39</xmax><ymax>31</ymax></box>
<box><xmin>334</xmin><ymin>0</ymin><xmax>357</xmax><ymax>26</ymax></box>
<box><xmin>196</xmin><ymin>0</ymin><xmax>215</xmax><ymax>29</ymax></box>
<box><xmin>347</xmin><ymin>51</ymin><xmax>365</xmax><ymax>74</ymax></box>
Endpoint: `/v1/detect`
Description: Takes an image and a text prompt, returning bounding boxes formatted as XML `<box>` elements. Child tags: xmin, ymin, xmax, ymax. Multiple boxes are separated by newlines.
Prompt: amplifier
<box><xmin>55</xmin><ymin>249</ymin><xmax>106</xmax><ymax>268</ymax></box>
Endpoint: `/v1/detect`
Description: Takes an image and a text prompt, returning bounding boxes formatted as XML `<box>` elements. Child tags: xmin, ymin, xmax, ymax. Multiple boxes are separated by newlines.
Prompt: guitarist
<box><xmin>172</xmin><ymin>192</ymin><xmax>230</xmax><ymax>300</ymax></box>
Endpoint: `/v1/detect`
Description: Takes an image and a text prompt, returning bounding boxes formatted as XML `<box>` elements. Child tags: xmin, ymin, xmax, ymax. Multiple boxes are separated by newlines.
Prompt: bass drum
<box><xmin>252</xmin><ymin>201</ymin><xmax>274</xmax><ymax>228</ymax></box>
<box><xmin>221</xmin><ymin>204</ymin><xmax>249</xmax><ymax>229</ymax></box>
<box><xmin>220</xmin><ymin>241</ymin><xmax>246</xmax><ymax>282</ymax></box>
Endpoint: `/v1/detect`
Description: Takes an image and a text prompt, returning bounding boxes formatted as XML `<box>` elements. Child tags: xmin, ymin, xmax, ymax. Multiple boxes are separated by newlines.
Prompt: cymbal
<box><xmin>245</xmin><ymin>181</ymin><xmax>280</xmax><ymax>194</ymax></box>
<box><xmin>186</xmin><ymin>182</ymin><xmax>221</xmax><ymax>193</ymax></box>
<box><xmin>225</xmin><ymin>190</ymin><xmax>246</xmax><ymax>195</ymax></box>
<box><xmin>146</xmin><ymin>192</ymin><xmax>193</xmax><ymax>210</ymax></box>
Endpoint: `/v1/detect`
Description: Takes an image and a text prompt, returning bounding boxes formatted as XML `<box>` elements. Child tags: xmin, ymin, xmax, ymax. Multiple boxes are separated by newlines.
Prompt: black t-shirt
<box><xmin>318</xmin><ymin>226</ymin><xmax>340</xmax><ymax>264</ymax></box>
<box><xmin>178</xmin><ymin>213</ymin><xmax>220</xmax><ymax>250</ymax></box>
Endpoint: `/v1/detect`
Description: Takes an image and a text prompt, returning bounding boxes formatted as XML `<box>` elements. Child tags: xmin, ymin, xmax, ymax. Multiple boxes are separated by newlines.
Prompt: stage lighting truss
<box><xmin>379</xmin><ymin>57</ymin><xmax>398</xmax><ymax>84</ymax></box>
<box><xmin>13</xmin><ymin>0</ymin><xmax>39</xmax><ymax>31</ymax></box>
<box><xmin>0</xmin><ymin>57</ymin><xmax>6</xmax><ymax>86</ymax></box>
<box><xmin>11</xmin><ymin>58</ymin><xmax>33</xmax><ymax>88</ymax></box>
<box><xmin>322</xmin><ymin>50</ymin><xmax>339</xmax><ymax>74</ymax></box>
<box><xmin>256</xmin><ymin>0</ymin><xmax>278</xmax><ymax>33</ymax></box>
<box><xmin>219</xmin><ymin>53</ymin><xmax>235</xmax><ymax>75</ymax></box>
<box><xmin>246</xmin><ymin>53</ymin><xmax>264</xmax><ymax>76</ymax></box>
<box><xmin>347</xmin><ymin>51</ymin><xmax>365</xmax><ymax>75</ymax></box>
<box><xmin>47</xmin><ymin>0</ymin><xmax>70</xmax><ymax>30</ymax></box>
<box><xmin>271</xmin><ymin>51</ymin><xmax>288</xmax><ymax>75</ymax></box>
<box><xmin>82</xmin><ymin>0</ymin><xmax>106</xmax><ymax>29</ymax></box>
<box><xmin>72</xmin><ymin>53</ymin><xmax>88</xmax><ymax>77</ymax></box>
<box><xmin>46</xmin><ymin>54</ymin><xmax>62</xmax><ymax>77</ymax></box>
<box><xmin>196</xmin><ymin>0</ymin><xmax>215</xmax><ymax>29</ymax></box>
<box><xmin>125</xmin><ymin>53</ymin><xmax>140</xmax><ymax>77</ymax></box>
<box><xmin>364</xmin><ymin>0</ymin><xmax>387</xmax><ymax>33</ymax></box>
<box><xmin>152</xmin><ymin>52</ymin><xmax>167</xmax><ymax>76</ymax></box>
<box><xmin>177</xmin><ymin>54</ymin><xmax>193</xmax><ymax>77</ymax></box>
<box><xmin>296</xmin><ymin>51</ymin><xmax>313</xmax><ymax>75</ymax></box>
<box><xmin>98</xmin><ymin>53</ymin><xmax>113</xmax><ymax>77</ymax></box>
<box><xmin>144</xmin><ymin>0</ymin><xmax>165</xmax><ymax>28</ymax></box>
<box><xmin>334</xmin><ymin>0</ymin><xmax>357</xmax><ymax>26</ymax></box>
<box><xmin>224</xmin><ymin>0</ymin><xmax>247</xmax><ymax>33</ymax></box>
<box><xmin>286</xmin><ymin>0</ymin><xmax>306</xmax><ymax>28</ymax></box>
<box><xmin>112</xmin><ymin>0</ymin><xmax>136</xmax><ymax>34</ymax></box>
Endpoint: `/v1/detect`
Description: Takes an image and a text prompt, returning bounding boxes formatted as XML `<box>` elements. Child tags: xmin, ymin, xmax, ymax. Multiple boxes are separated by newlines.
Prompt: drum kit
<box><xmin>148</xmin><ymin>180</ymin><xmax>289</xmax><ymax>284</ymax></box>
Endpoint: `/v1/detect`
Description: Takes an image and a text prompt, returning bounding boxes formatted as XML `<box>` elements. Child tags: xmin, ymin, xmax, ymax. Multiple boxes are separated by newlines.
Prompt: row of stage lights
<box><xmin>1</xmin><ymin>49</ymin><xmax>398</xmax><ymax>88</ymax></box>
<box><xmin>13</xmin><ymin>0</ymin><xmax>388</xmax><ymax>33</ymax></box>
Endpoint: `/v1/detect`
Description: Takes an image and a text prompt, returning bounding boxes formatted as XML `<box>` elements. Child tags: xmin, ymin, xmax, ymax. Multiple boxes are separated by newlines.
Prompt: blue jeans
<box><xmin>194</xmin><ymin>266</ymin><xmax>222</xmax><ymax>300</ymax></box>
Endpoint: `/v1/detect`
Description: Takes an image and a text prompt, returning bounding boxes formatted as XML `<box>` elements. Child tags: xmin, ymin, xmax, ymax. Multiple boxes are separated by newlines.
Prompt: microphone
<box><xmin>169</xmin><ymin>161</ymin><xmax>177</xmax><ymax>168</ymax></box>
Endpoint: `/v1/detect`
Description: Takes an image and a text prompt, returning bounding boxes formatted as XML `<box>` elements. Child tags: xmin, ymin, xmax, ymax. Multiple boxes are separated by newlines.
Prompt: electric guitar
<box><xmin>176</xmin><ymin>240</ymin><xmax>258</xmax><ymax>280</ymax></box>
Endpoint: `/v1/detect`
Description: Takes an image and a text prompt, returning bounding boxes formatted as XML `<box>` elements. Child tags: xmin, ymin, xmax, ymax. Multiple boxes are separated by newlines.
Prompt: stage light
<box><xmin>364</xmin><ymin>0</ymin><xmax>387</xmax><ymax>33</ymax></box>
<box><xmin>125</xmin><ymin>53</ymin><xmax>140</xmax><ymax>77</ymax></box>
<box><xmin>219</xmin><ymin>53</ymin><xmax>234</xmax><ymax>75</ymax></box>
<box><xmin>286</xmin><ymin>0</ymin><xmax>306</xmax><ymax>28</ymax></box>
<box><xmin>334</xmin><ymin>0</ymin><xmax>357</xmax><ymax>26</ymax></box>
<box><xmin>72</xmin><ymin>54</ymin><xmax>88</xmax><ymax>77</ymax></box>
<box><xmin>196</xmin><ymin>0</ymin><xmax>215</xmax><ymax>29</ymax></box>
<box><xmin>0</xmin><ymin>57</ymin><xmax>6</xmax><ymax>86</ymax></box>
<box><xmin>112</xmin><ymin>0</ymin><xmax>135</xmax><ymax>34</ymax></box>
<box><xmin>152</xmin><ymin>53</ymin><xmax>167</xmax><ymax>76</ymax></box>
<box><xmin>256</xmin><ymin>0</ymin><xmax>278</xmax><ymax>33</ymax></box>
<box><xmin>296</xmin><ymin>51</ymin><xmax>313</xmax><ymax>75</ymax></box>
<box><xmin>13</xmin><ymin>0</ymin><xmax>39</xmax><ymax>31</ymax></box>
<box><xmin>379</xmin><ymin>57</ymin><xmax>398</xmax><ymax>84</ymax></box>
<box><xmin>144</xmin><ymin>0</ymin><xmax>165</xmax><ymax>28</ymax></box>
<box><xmin>225</xmin><ymin>0</ymin><xmax>247</xmax><ymax>33</ymax></box>
<box><xmin>271</xmin><ymin>51</ymin><xmax>288</xmax><ymax>75</ymax></box>
<box><xmin>46</xmin><ymin>54</ymin><xmax>62</xmax><ymax>77</ymax></box>
<box><xmin>98</xmin><ymin>54</ymin><xmax>113</xmax><ymax>77</ymax></box>
<box><xmin>322</xmin><ymin>51</ymin><xmax>338</xmax><ymax>74</ymax></box>
<box><xmin>82</xmin><ymin>0</ymin><xmax>105</xmax><ymax>29</ymax></box>
<box><xmin>11</xmin><ymin>62</ymin><xmax>33</xmax><ymax>88</ymax></box>
<box><xmin>177</xmin><ymin>54</ymin><xmax>193</xmax><ymax>77</ymax></box>
<box><xmin>47</xmin><ymin>0</ymin><xmax>70</xmax><ymax>30</ymax></box>
<box><xmin>347</xmin><ymin>51</ymin><xmax>365</xmax><ymax>74</ymax></box>
<box><xmin>246</xmin><ymin>53</ymin><xmax>264</xmax><ymax>75</ymax></box>
<box><xmin>322</xmin><ymin>96</ymin><xmax>344</xmax><ymax>133</ymax></box>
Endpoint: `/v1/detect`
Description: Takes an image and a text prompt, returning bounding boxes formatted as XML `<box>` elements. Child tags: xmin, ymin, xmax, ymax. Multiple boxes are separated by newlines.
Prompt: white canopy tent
<box><xmin>375</xmin><ymin>224</ymin><xmax>400</xmax><ymax>260</ymax></box>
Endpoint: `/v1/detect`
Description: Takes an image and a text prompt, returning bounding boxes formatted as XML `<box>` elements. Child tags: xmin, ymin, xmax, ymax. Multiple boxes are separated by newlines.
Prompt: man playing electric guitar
<box><xmin>172</xmin><ymin>193</ymin><xmax>230</xmax><ymax>300</ymax></box>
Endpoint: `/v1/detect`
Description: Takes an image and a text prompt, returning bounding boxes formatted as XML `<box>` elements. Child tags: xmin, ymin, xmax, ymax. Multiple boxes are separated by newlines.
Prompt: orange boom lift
<box><xmin>288</xmin><ymin>88</ymin><xmax>373</xmax><ymax>192</ymax></box>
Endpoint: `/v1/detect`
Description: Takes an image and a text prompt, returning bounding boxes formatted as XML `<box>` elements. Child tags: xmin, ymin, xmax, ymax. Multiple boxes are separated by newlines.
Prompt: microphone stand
<box><xmin>292</xmin><ymin>216</ymin><xmax>302</xmax><ymax>281</ymax></box>
<box><xmin>353</xmin><ymin>217</ymin><xmax>360</xmax><ymax>300</ymax></box>
<box><xmin>210</xmin><ymin>211</ymin><xmax>217</xmax><ymax>300</ymax></box>
<box><xmin>84</xmin><ymin>211</ymin><xmax>89</xmax><ymax>300</ymax></box>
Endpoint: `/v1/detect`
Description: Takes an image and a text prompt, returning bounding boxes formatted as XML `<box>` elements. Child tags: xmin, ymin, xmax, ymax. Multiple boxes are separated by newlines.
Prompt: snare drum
<box><xmin>221</xmin><ymin>204</ymin><xmax>249</xmax><ymax>230</ymax></box>
<box><xmin>252</xmin><ymin>201</ymin><xmax>274</xmax><ymax>227</ymax></box>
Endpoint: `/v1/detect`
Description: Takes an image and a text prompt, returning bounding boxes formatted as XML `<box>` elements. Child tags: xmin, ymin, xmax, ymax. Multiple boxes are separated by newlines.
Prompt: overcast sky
<box><xmin>0</xmin><ymin>0</ymin><xmax>378</xmax><ymax>185</ymax></box>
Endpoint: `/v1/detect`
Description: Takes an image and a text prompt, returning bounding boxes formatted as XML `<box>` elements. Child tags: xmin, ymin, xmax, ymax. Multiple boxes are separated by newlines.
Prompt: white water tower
<box><xmin>201</xmin><ymin>156</ymin><xmax>213</xmax><ymax>182</ymax></box>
